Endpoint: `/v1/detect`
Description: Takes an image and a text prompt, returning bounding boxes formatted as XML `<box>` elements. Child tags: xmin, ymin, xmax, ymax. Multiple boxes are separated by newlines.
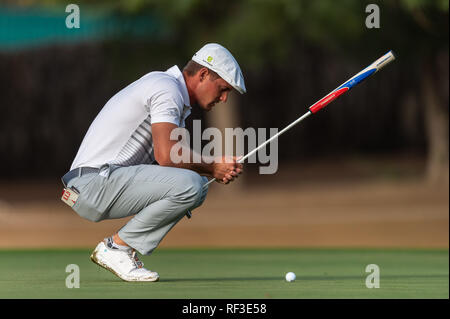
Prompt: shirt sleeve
<box><xmin>147</xmin><ymin>81</ymin><xmax>184</xmax><ymax>126</ymax></box>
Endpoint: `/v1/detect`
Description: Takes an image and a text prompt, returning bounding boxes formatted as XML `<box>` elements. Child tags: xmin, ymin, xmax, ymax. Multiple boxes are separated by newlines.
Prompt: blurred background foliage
<box><xmin>0</xmin><ymin>0</ymin><xmax>448</xmax><ymax>185</ymax></box>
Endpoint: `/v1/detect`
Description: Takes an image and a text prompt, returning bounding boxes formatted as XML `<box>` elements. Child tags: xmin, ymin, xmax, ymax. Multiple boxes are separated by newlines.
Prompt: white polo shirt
<box><xmin>70</xmin><ymin>65</ymin><xmax>192</xmax><ymax>170</ymax></box>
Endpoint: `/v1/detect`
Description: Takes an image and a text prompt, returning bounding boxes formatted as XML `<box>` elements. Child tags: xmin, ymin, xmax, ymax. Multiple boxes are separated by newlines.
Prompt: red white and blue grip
<box><xmin>309</xmin><ymin>51</ymin><xmax>396</xmax><ymax>114</ymax></box>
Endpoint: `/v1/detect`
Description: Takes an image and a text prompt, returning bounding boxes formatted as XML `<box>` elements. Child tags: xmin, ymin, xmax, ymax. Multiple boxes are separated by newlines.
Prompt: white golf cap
<box><xmin>192</xmin><ymin>43</ymin><xmax>246</xmax><ymax>94</ymax></box>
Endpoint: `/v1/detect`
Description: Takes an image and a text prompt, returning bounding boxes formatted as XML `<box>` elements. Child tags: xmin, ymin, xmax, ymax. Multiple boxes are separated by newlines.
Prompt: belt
<box><xmin>61</xmin><ymin>167</ymin><xmax>100</xmax><ymax>187</ymax></box>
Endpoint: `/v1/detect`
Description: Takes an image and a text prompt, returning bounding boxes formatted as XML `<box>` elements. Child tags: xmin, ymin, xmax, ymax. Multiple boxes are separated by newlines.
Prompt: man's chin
<box><xmin>197</xmin><ymin>102</ymin><xmax>214</xmax><ymax>111</ymax></box>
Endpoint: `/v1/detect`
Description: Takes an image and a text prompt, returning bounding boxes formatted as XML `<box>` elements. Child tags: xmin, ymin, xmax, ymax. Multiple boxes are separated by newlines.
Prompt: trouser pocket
<box><xmin>68</xmin><ymin>174</ymin><xmax>104</xmax><ymax>222</ymax></box>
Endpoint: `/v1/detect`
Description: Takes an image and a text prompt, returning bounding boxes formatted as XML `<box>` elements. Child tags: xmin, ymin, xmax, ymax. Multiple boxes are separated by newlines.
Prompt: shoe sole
<box><xmin>90</xmin><ymin>249</ymin><xmax>160</xmax><ymax>282</ymax></box>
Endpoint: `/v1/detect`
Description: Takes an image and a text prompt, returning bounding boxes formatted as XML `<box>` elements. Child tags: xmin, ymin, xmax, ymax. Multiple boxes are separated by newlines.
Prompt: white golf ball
<box><xmin>285</xmin><ymin>272</ymin><xmax>296</xmax><ymax>282</ymax></box>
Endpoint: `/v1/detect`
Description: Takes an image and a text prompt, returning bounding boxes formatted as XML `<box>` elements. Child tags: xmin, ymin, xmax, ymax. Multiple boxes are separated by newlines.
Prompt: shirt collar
<box><xmin>165</xmin><ymin>65</ymin><xmax>191</xmax><ymax>108</ymax></box>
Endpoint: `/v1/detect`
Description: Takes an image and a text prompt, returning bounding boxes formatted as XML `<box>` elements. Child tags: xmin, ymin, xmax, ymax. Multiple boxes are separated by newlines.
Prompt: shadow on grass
<box><xmin>161</xmin><ymin>274</ymin><xmax>448</xmax><ymax>283</ymax></box>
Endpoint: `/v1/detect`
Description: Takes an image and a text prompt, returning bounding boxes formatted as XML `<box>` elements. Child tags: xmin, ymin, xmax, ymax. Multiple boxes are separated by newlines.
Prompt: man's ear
<box><xmin>198</xmin><ymin>67</ymin><xmax>209</xmax><ymax>82</ymax></box>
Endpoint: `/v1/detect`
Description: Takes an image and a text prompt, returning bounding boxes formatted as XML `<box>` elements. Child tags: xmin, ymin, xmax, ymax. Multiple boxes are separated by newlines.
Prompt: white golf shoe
<box><xmin>90</xmin><ymin>240</ymin><xmax>159</xmax><ymax>282</ymax></box>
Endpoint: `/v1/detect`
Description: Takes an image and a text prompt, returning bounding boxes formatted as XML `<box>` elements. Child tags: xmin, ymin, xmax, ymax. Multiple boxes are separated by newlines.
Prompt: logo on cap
<box><xmin>206</xmin><ymin>56</ymin><xmax>213</xmax><ymax>64</ymax></box>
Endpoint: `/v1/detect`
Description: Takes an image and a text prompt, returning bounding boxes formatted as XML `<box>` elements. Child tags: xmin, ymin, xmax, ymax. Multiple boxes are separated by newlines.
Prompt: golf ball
<box><xmin>285</xmin><ymin>272</ymin><xmax>296</xmax><ymax>282</ymax></box>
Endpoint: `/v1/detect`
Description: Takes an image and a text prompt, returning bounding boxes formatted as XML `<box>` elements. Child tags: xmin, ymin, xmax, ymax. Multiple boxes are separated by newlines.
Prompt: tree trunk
<box><xmin>205</xmin><ymin>93</ymin><xmax>245</xmax><ymax>189</ymax></box>
<box><xmin>422</xmin><ymin>52</ymin><xmax>449</xmax><ymax>187</ymax></box>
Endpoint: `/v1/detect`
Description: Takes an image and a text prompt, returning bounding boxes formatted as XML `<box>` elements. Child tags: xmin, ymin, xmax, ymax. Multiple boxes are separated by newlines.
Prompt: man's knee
<box><xmin>174</xmin><ymin>170</ymin><xmax>208</xmax><ymax>207</ymax></box>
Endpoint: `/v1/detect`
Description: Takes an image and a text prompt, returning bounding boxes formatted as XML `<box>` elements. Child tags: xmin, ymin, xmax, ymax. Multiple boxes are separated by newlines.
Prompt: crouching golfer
<box><xmin>61</xmin><ymin>43</ymin><xmax>245</xmax><ymax>282</ymax></box>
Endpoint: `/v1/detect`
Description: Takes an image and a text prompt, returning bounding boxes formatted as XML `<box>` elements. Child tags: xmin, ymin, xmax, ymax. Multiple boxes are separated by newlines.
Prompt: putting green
<box><xmin>0</xmin><ymin>248</ymin><xmax>447</xmax><ymax>299</ymax></box>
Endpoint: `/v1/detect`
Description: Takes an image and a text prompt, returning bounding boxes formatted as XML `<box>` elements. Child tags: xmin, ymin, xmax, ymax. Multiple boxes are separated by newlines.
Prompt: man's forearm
<box><xmin>160</xmin><ymin>145</ymin><xmax>214</xmax><ymax>176</ymax></box>
<box><xmin>169</xmin><ymin>161</ymin><xmax>213</xmax><ymax>176</ymax></box>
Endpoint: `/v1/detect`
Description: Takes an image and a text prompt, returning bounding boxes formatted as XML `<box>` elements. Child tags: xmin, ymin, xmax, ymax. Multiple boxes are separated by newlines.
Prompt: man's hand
<box><xmin>212</xmin><ymin>156</ymin><xmax>243</xmax><ymax>184</ymax></box>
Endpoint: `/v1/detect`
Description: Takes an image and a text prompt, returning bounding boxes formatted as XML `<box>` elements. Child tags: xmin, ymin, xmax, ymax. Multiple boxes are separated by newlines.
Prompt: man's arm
<box><xmin>152</xmin><ymin>122</ymin><xmax>242</xmax><ymax>184</ymax></box>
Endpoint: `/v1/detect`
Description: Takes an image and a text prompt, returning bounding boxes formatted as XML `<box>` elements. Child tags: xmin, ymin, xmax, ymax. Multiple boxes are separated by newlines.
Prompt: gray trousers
<box><xmin>67</xmin><ymin>164</ymin><xmax>209</xmax><ymax>255</ymax></box>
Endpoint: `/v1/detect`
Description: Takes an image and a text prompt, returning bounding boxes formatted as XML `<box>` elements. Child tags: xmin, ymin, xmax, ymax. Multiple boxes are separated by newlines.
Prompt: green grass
<box><xmin>0</xmin><ymin>248</ymin><xmax>447</xmax><ymax>299</ymax></box>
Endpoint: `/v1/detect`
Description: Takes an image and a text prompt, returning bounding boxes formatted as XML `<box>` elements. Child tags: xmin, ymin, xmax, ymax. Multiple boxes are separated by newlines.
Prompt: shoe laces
<box><xmin>128</xmin><ymin>250</ymin><xmax>144</xmax><ymax>269</ymax></box>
